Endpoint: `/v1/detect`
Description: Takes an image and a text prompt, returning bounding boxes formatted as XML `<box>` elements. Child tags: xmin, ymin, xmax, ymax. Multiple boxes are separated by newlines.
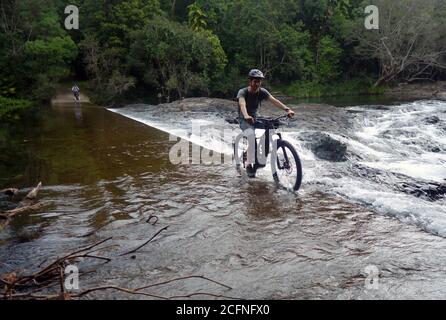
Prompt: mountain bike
<box><xmin>73</xmin><ymin>91</ymin><xmax>81</xmax><ymax>105</ymax></box>
<box><xmin>232</xmin><ymin>115</ymin><xmax>302</xmax><ymax>191</ymax></box>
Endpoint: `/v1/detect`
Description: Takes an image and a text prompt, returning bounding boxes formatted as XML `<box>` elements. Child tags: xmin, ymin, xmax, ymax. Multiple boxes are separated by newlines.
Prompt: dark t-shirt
<box><xmin>237</xmin><ymin>87</ymin><xmax>271</xmax><ymax>118</ymax></box>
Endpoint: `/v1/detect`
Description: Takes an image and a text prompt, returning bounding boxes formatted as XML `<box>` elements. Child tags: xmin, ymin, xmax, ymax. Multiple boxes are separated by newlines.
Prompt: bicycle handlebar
<box><xmin>225</xmin><ymin>114</ymin><xmax>294</xmax><ymax>127</ymax></box>
<box><xmin>255</xmin><ymin>115</ymin><xmax>290</xmax><ymax>122</ymax></box>
<box><xmin>254</xmin><ymin>115</ymin><xmax>291</xmax><ymax>129</ymax></box>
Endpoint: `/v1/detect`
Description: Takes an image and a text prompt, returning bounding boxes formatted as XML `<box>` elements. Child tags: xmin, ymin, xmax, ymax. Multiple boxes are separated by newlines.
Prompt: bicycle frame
<box><xmin>233</xmin><ymin>116</ymin><xmax>288</xmax><ymax>174</ymax></box>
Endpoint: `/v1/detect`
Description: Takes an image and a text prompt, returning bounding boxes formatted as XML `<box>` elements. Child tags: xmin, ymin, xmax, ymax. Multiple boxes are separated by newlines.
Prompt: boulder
<box><xmin>424</xmin><ymin>116</ymin><xmax>440</xmax><ymax>124</ymax></box>
<box><xmin>299</xmin><ymin>132</ymin><xmax>348</xmax><ymax>162</ymax></box>
<box><xmin>400</xmin><ymin>182</ymin><xmax>446</xmax><ymax>201</ymax></box>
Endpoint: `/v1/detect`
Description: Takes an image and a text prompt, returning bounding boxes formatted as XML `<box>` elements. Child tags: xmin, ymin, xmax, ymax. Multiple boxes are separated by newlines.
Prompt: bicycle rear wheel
<box><xmin>272</xmin><ymin>140</ymin><xmax>302</xmax><ymax>191</ymax></box>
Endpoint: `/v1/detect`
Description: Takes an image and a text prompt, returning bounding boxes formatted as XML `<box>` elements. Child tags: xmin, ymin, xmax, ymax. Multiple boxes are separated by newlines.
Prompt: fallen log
<box><xmin>0</xmin><ymin>202</ymin><xmax>45</xmax><ymax>219</ymax></box>
<box><xmin>17</xmin><ymin>182</ymin><xmax>42</xmax><ymax>207</ymax></box>
<box><xmin>1</xmin><ymin>188</ymin><xmax>19</xmax><ymax>198</ymax></box>
<box><xmin>0</xmin><ymin>182</ymin><xmax>43</xmax><ymax>220</ymax></box>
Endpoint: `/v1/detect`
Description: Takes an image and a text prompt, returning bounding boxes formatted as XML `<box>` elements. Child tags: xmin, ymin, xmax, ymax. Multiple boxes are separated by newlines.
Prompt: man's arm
<box><xmin>239</xmin><ymin>97</ymin><xmax>254</xmax><ymax>123</ymax></box>
<box><xmin>268</xmin><ymin>95</ymin><xmax>295</xmax><ymax>117</ymax></box>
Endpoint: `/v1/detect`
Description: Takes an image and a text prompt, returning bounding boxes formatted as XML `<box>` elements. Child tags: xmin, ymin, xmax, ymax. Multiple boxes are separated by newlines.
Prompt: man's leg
<box><xmin>240</xmin><ymin>120</ymin><xmax>257</xmax><ymax>177</ymax></box>
<box><xmin>240</xmin><ymin>120</ymin><xmax>256</xmax><ymax>164</ymax></box>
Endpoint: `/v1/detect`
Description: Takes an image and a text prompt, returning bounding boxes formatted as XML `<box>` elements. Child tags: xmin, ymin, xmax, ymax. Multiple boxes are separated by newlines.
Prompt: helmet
<box><xmin>248</xmin><ymin>69</ymin><xmax>265</xmax><ymax>79</ymax></box>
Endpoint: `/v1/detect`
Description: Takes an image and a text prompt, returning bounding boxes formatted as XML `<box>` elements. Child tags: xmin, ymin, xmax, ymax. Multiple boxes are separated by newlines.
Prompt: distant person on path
<box><xmin>72</xmin><ymin>84</ymin><xmax>80</xmax><ymax>102</ymax></box>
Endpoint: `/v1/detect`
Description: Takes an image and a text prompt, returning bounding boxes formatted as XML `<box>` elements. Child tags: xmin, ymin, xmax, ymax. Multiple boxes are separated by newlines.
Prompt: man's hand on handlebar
<box><xmin>286</xmin><ymin>109</ymin><xmax>295</xmax><ymax>118</ymax></box>
<box><xmin>244</xmin><ymin>115</ymin><xmax>255</xmax><ymax>124</ymax></box>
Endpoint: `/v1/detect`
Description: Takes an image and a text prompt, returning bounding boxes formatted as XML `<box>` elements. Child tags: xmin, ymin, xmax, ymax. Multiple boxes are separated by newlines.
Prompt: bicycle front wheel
<box><xmin>272</xmin><ymin>140</ymin><xmax>302</xmax><ymax>191</ymax></box>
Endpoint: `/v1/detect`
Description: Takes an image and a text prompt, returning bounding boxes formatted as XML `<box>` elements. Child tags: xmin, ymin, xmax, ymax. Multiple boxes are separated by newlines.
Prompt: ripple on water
<box><xmin>3</xmin><ymin>101</ymin><xmax>446</xmax><ymax>299</ymax></box>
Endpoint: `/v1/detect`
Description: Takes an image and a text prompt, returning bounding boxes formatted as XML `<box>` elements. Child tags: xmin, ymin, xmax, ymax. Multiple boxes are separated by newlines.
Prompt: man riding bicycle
<box><xmin>237</xmin><ymin>69</ymin><xmax>295</xmax><ymax>177</ymax></box>
<box><xmin>72</xmin><ymin>84</ymin><xmax>80</xmax><ymax>101</ymax></box>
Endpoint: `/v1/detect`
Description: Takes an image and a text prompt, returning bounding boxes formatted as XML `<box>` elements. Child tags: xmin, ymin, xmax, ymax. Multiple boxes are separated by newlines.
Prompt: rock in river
<box><xmin>299</xmin><ymin>132</ymin><xmax>348</xmax><ymax>162</ymax></box>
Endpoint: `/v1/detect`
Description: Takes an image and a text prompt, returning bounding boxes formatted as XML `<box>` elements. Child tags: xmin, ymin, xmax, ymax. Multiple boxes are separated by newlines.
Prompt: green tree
<box><xmin>349</xmin><ymin>0</ymin><xmax>446</xmax><ymax>85</ymax></box>
<box><xmin>314</xmin><ymin>36</ymin><xmax>342</xmax><ymax>82</ymax></box>
<box><xmin>79</xmin><ymin>0</ymin><xmax>161</xmax><ymax>102</ymax></box>
<box><xmin>128</xmin><ymin>17</ymin><xmax>227</xmax><ymax>101</ymax></box>
<box><xmin>188</xmin><ymin>3</ymin><xmax>207</xmax><ymax>32</ymax></box>
<box><xmin>200</xmin><ymin>0</ymin><xmax>313</xmax><ymax>83</ymax></box>
<box><xmin>0</xmin><ymin>0</ymin><xmax>77</xmax><ymax>101</ymax></box>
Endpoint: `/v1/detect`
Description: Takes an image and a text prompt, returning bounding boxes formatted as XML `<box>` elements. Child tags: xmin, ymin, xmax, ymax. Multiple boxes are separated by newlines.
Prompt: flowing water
<box><xmin>1</xmin><ymin>98</ymin><xmax>446</xmax><ymax>299</ymax></box>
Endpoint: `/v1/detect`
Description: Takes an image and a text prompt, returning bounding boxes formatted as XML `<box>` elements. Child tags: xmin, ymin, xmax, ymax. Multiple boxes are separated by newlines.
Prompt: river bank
<box><xmin>0</xmin><ymin>96</ymin><xmax>32</xmax><ymax>121</ymax></box>
<box><xmin>276</xmin><ymin>80</ymin><xmax>446</xmax><ymax>103</ymax></box>
<box><xmin>52</xmin><ymin>78</ymin><xmax>446</xmax><ymax>111</ymax></box>
<box><xmin>384</xmin><ymin>81</ymin><xmax>446</xmax><ymax>101</ymax></box>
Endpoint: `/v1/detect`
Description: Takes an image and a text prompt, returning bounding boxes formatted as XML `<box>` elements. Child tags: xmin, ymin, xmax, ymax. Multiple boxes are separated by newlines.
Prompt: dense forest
<box><xmin>1</xmin><ymin>0</ymin><xmax>446</xmax><ymax>117</ymax></box>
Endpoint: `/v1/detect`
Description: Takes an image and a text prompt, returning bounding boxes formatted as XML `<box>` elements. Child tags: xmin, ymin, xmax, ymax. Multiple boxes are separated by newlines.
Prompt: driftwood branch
<box><xmin>146</xmin><ymin>214</ymin><xmax>159</xmax><ymax>225</ymax></box>
<box><xmin>119</xmin><ymin>226</ymin><xmax>169</xmax><ymax>256</ymax></box>
<box><xmin>1</xmin><ymin>206</ymin><xmax>235</xmax><ymax>300</ymax></box>
<box><xmin>1</xmin><ymin>188</ymin><xmax>19</xmax><ymax>197</ymax></box>
<box><xmin>71</xmin><ymin>275</ymin><xmax>236</xmax><ymax>300</ymax></box>
<box><xmin>134</xmin><ymin>275</ymin><xmax>232</xmax><ymax>292</ymax></box>
<box><xmin>1</xmin><ymin>234</ymin><xmax>236</xmax><ymax>300</ymax></box>
<box><xmin>0</xmin><ymin>182</ymin><xmax>43</xmax><ymax>220</ymax></box>
<box><xmin>0</xmin><ymin>202</ymin><xmax>45</xmax><ymax>219</ymax></box>
<box><xmin>1</xmin><ymin>237</ymin><xmax>114</xmax><ymax>300</ymax></box>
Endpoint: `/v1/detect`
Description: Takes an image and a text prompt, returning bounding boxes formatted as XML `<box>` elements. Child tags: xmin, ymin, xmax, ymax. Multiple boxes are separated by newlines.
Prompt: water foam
<box><xmin>108</xmin><ymin>100</ymin><xmax>446</xmax><ymax>237</ymax></box>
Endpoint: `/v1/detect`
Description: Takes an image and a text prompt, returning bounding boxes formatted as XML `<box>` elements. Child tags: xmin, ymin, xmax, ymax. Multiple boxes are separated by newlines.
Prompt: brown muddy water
<box><xmin>1</xmin><ymin>102</ymin><xmax>446</xmax><ymax>299</ymax></box>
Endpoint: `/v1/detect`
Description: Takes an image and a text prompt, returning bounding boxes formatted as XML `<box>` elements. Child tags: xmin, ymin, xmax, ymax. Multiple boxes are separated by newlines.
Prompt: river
<box><xmin>1</xmin><ymin>97</ymin><xmax>446</xmax><ymax>299</ymax></box>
